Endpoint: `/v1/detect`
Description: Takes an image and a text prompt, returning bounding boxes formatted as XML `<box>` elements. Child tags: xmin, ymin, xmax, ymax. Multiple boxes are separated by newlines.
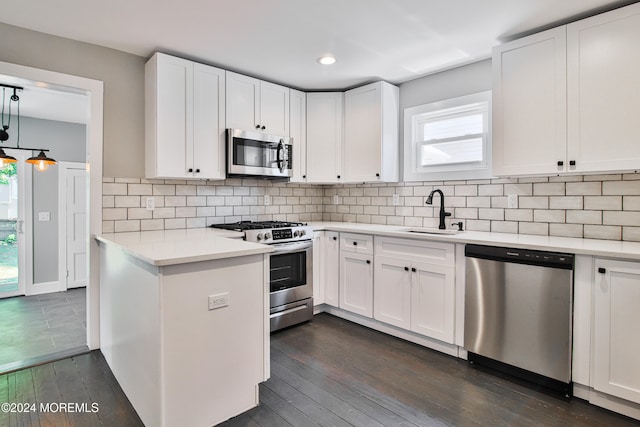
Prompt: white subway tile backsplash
<box><xmin>153</xmin><ymin>207</ymin><xmax>176</xmax><ymax>219</ymax></box>
<box><xmin>102</xmin><ymin>221</ymin><xmax>114</xmax><ymax>233</ymax></box>
<box><xmin>165</xmin><ymin>196</ymin><xmax>186</xmax><ymax>207</ymax></box>
<box><xmin>603</xmin><ymin>181</ymin><xmax>640</xmax><ymax>195</ymax></box>
<box><xmin>466</xmin><ymin>220</ymin><xmax>491</xmax><ymax>232</ymax></box>
<box><xmin>467</xmin><ymin>197</ymin><xmax>491</xmax><ymax>208</ymax></box>
<box><xmin>505</xmin><ymin>209</ymin><xmax>533</xmax><ymax>222</ymax></box>
<box><xmin>176</xmin><ymin>185</ymin><xmax>197</xmax><ymax>196</ymax></box>
<box><xmin>479</xmin><ymin>208</ymin><xmax>504</xmax><ymax>221</ymax></box>
<box><xmin>533</xmin><ymin>183</ymin><xmax>565</xmax><ymax>196</ymax></box>
<box><xmin>454</xmin><ymin>185</ymin><xmax>477</xmax><ymax>196</ymax></box>
<box><xmin>584</xmin><ymin>225</ymin><xmax>621</xmax><ymax>240</ymax></box>
<box><xmin>128</xmin><ymin>183</ymin><xmax>153</xmax><ymax>195</ymax></box>
<box><xmin>187</xmin><ymin>196</ymin><xmax>206</xmax><ymax>207</ymax></box>
<box><xmin>550</xmin><ymin>223</ymin><xmax>583</xmax><ymax>238</ymax></box>
<box><xmin>504</xmin><ymin>183</ymin><xmax>532</xmax><ymax>196</ymax></box>
<box><xmin>103</xmin><ymin>208</ymin><xmax>127</xmax><ymax>221</ymax></box>
<box><xmin>549</xmin><ymin>196</ymin><xmax>583</xmax><ymax>210</ymax></box>
<box><xmin>623</xmin><ymin>196</ymin><xmax>640</xmax><ymax>211</ymax></box>
<box><xmin>565</xmin><ymin>182</ymin><xmax>601</xmax><ymax>196</ymax></box>
<box><xmin>175</xmin><ymin>207</ymin><xmax>197</xmax><ymax>217</ymax></box>
<box><xmin>583</xmin><ymin>196</ymin><xmax>622</xmax><ymax>211</ymax></box>
<box><xmin>140</xmin><ymin>219</ymin><xmax>164</xmax><ymax>231</ymax></box>
<box><xmin>623</xmin><ymin>227</ymin><xmax>640</xmax><ymax>242</ymax></box>
<box><xmin>165</xmin><ymin>218</ymin><xmax>186</xmax><ymax>230</ymax></box>
<box><xmin>153</xmin><ymin>184</ymin><xmax>176</xmax><ymax>196</ymax></box>
<box><xmin>566</xmin><ymin>210</ymin><xmax>602</xmax><ymax>225</ymax></box>
<box><xmin>491</xmin><ymin>221</ymin><xmax>518</xmax><ymax>234</ymax></box>
<box><xmin>115</xmin><ymin>196</ymin><xmax>141</xmax><ymax>208</ymax></box>
<box><xmin>103</xmin><ymin>183</ymin><xmax>127</xmax><ymax>195</ymax></box>
<box><xmin>127</xmin><ymin>208</ymin><xmax>153</xmax><ymax>220</ymax></box>
<box><xmin>603</xmin><ymin>211</ymin><xmax>640</xmax><ymax>226</ymax></box>
<box><xmin>103</xmin><ymin>196</ymin><xmax>115</xmax><ymax>208</ymax></box>
<box><xmin>114</xmin><ymin>220</ymin><xmax>140</xmax><ymax>232</ymax></box>
<box><xmin>519</xmin><ymin>197</ymin><xmax>549</xmax><ymax>209</ymax></box>
<box><xmin>534</xmin><ymin>210</ymin><xmax>565</xmax><ymax>223</ymax></box>
<box><xmin>519</xmin><ymin>222</ymin><xmax>548</xmax><ymax>236</ymax></box>
<box><xmin>478</xmin><ymin>184</ymin><xmax>503</xmax><ymax>196</ymax></box>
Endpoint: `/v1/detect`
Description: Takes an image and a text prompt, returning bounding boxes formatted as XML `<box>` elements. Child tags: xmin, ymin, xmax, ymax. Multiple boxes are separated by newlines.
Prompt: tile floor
<box><xmin>0</xmin><ymin>288</ymin><xmax>87</xmax><ymax>372</ymax></box>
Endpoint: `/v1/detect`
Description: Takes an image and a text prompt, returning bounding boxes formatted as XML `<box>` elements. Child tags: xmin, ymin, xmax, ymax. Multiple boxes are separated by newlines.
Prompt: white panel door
<box><xmin>155</xmin><ymin>54</ymin><xmax>192</xmax><ymax>178</ymax></box>
<box><xmin>594</xmin><ymin>259</ymin><xmax>640</xmax><ymax>404</ymax></box>
<box><xmin>226</xmin><ymin>71</ymin><xmax>260</xmax><ymax>132</ymax></box>
<box><xmin>193</xmin><ymin>63</ymin><xmax>226</xmax><ymax>180</ymax></box>
<box><xmin>339</xmin><ymin>251</ymin><xmax>373</xmax><ymax>317</ymax></box>
<box><xmin>492</xmin><ymin>26</ymin><xmax>567</xmax><ymax>176</ymax></box>
<box><xmin>344</xmin><ymin>82</ymin><xmax>381</xmax><ymax>182</ymax></box>
<box><xmin>306</xmin><ymin>92</ymin><xmax>343</xmax><ymax>183</ymax></box>
<box><xmin>567</xmin><ymin>3</ymin><xmax>640</xmax><ymax>173</ymax></box>
<box><xmin>411</xmin><ymin>261</ymin><xmax>455</xmax><ymax>343</ymax></box>
<box><xmin>259</xmin><ymin>81</ymin><xmax>289</xmax><ymax>136</ymax></box>
<box><xmin>66</xmin><ymin>168</ymin><xmax>87</xmax><ymax>289</ymax></box>
<box><xmin>323</xmin><ymin>232</ymin><xmax>340</xmax><ymax>307</ymax></box>
<box><xmin>373</xmin><ymin>256</ymin><xmax>411</xmax><ymax>329</ymax></box>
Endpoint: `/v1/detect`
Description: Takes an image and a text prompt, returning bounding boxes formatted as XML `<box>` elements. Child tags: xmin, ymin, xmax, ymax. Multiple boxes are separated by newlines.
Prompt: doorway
<box><xmin>0</xmin><ymin>61</ymin><xmax>103</xmax><ymax>372</ymax></box>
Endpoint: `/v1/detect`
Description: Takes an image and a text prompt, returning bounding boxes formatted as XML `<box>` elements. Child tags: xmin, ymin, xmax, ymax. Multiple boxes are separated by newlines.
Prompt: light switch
<box><xmin>38</xmin><ymin>212</ymin><xmax>50</xmax><ymax>221</ymax></box>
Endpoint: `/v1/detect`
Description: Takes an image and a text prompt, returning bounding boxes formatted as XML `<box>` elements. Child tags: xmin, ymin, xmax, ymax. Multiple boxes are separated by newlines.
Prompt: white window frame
<box><xmin>403</xmin><ymin>91</ymin><xmax>492</xmax><ymax>182</ymax></box>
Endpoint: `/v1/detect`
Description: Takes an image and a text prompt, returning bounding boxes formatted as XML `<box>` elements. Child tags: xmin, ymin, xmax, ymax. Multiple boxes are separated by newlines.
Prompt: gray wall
<box><xmin>0</xmin><ymin>22</ymin><xmax>146</xmax><ymax>178</ymax></box>
<box><xmin>17</xmin><ymin>117</ymin><xmax>86</xmax><ymax>283</ymax></box>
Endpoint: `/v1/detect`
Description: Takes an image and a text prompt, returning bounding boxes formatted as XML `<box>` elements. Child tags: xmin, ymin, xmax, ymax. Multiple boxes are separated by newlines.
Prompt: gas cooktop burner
<box><xmin>210</xmin><ymin>220</ymin><xmax>306</xmax><ymax>232</ymax></box>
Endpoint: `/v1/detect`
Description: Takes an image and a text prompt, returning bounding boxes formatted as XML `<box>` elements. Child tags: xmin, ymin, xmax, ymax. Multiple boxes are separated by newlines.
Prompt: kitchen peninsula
<box><xmin>95</xmin><ymin>228</ymin><xmax>273</xmax><ymax>427</ymax></box>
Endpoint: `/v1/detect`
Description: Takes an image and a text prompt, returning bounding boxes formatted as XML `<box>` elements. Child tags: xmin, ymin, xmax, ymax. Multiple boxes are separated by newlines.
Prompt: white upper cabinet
<box><xmin>343</xmin><ymin>81</ymin><xmax>399</xmax><ymax>183</ymax></box>
<box><xmin>289</xmin><ymin>89</ymin><xmax>307</xmax><ymax>183</ymax></box>
<box><xmin>492</xmin><ymin>27</ymin><xmax>567</xmax><ymax>176</ymax></box>
<box><xmin>226</xmin><ymin>71</ymin><xmax>290</xmax><ymax>136</ymax></box>
<box><xmin>567</xmin><ymin>3</ymin><xmax>640</xmax><ymax>173</ymax></box>
<box><xmin>493</xmin><ymin>2</ymin><xmax>640</xmax><ymax>176</ymax></box>
<box><xmin>306</xmin><ymin>92</ymin><xmax>344</xmax><ymax>183</ymax></box>
<box><xmin>145</xmin><ymin>53</ymin><xmax>226</xmax><ymax>180</ymax></box>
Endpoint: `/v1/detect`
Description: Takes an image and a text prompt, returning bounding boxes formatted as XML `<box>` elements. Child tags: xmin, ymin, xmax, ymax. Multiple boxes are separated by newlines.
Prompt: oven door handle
<box><xmin>270</xmin><ymin>241</ymin><xmax>313</xmax><ymax>254</ymax></box>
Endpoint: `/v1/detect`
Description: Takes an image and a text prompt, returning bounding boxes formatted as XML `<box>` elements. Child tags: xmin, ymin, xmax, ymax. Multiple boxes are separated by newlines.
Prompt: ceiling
<box><xmin>0</xmin><ymin>0</ymin><xmax>635</xmax><ymax>121</ymax></box>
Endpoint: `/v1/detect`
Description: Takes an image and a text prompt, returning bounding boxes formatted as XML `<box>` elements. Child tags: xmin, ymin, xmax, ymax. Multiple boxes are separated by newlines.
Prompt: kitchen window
<box><xmin>403</xmin><ymin>91</ymin><xmax>492</xmax><ymax>181</ymax></box>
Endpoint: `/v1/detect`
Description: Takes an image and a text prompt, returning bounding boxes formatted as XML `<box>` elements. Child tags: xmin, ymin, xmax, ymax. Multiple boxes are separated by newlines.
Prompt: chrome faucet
<box><xmin>426</xmin><ymin>189</ymin><xmax>451</xmax><ymax>230</ymax></box>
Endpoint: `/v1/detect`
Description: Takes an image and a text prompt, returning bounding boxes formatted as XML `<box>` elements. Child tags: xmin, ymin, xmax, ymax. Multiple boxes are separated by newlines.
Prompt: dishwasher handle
<box><xmin>465</xmin><ymin>244</ymin><xmax>574</xmax><ymax>270</ymax></box>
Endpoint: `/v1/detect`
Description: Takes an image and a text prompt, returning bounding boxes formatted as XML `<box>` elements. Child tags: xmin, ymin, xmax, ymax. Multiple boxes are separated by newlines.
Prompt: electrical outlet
<box><xmin>208</xmin><ymin>293</ymin><xmax>229</xmax><ymax>310</ymax></box>
<box><xmin>507</xmin><ymin>194</ymin><xmax>518</xmax><ymax>209</ymax></box>
<box><xmin>145</xmin><ymin>197</ymin><xmax>155</xmax><ymax>211</ymax></box>
<box><xmin>264</xmin><ymin>195</ymin><xmax>271</xmax><ymax>206</ymax></box>
<box><xmin>38</xmin><ymin>212</ymin><xmax>50</xmax><ymax>221</ymax></box>
<box><xmin>392</xmin><ymin>194</ymin><xmax>400</xmax><ymax>206</ymax></box>
<box><xmin>333</xmin><ymin>195</ymin><xmax>339</xmax><ymax>205</ymax></box>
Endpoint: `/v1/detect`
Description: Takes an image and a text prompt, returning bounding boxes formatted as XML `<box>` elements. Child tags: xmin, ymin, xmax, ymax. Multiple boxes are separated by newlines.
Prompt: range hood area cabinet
<box><xmin>226</xmin><ymin>71</ymin><xmax>290</xmax><ymax>137</ymax></box>
<box><xmin>305</xmin><ymin>82</ymin><xmax>400</xmax><ymax>184</ymax></box>
<box><xmin>289</xmin><ymin>89</ymin><xmax>307</xmax><ymax>183</ymax></box>
<box><xmin>492</xmin><ymin>2</ymin><xmax>640</xmax><ymax>177</ymax></box>
<box><xmin>145</xmin><ymin>53</ymin><xmax>226</xmax><ymax>180</ymax></box>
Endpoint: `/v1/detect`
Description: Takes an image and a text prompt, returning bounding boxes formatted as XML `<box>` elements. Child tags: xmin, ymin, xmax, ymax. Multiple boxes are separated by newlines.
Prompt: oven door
<box><xmin>227</xmin><ymin>128</ymin><xmax>292</xmax><ymax>178</ymax></box>
<box><xmin>269</xmin><ymin>240</ymin><xmax>313</xmax><ymax>308</ymax></box>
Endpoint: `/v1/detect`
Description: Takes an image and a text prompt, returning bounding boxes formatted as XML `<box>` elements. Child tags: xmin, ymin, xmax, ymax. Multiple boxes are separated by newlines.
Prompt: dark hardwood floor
<box><xmin>1</xmin><ymin>313</ymin><xmax>639</xmax><ymax>426</ymax></box>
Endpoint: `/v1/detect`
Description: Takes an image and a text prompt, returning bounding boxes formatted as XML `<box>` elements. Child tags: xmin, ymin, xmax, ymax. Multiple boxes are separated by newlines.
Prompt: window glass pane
<box><xmin>421</xmin><ymin>113</ymin><xmax>483</xmax><ymax>141</ymax></box>
<box><xmin>420</xmin><ymin>138</ymin><xmax>483</xmax><ymax>166</ymax></box>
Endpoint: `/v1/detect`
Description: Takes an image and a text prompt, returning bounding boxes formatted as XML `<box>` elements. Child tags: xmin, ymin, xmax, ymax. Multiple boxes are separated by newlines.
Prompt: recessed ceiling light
<box><xmin>317</xmin><ymin>55</ymin><xmax>336</xmax><ymax>65</ymax></box>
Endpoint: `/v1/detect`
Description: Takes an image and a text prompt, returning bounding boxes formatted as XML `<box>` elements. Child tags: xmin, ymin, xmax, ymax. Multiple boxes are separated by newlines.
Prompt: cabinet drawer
<box><xmin>340</xmin><ymin>233</ymin><xmax>373</xmax><ymax>255</ymax></box>
<box><xmin>374</xmin><ymin>236</ymin><xmax>454</xmax><ymax>266</ymax></box>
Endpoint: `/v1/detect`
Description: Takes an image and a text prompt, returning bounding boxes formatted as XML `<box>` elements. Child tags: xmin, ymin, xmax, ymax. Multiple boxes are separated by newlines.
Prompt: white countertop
<box><xmin>309</xmin><ymin>221</ymin><xmax>640</xmax><ymax>261</ymax></box>
<box><xmin>95</xmin><ymin>228</ymin><xmax>273</xmax><ymax>266</ymax></box>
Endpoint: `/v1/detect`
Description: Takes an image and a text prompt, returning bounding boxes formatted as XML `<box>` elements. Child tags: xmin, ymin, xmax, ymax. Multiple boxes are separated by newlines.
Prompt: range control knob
<box><xmin>293</xmin><ymin>230</ymin><xmax>300</xmax><ymax>237</ymax></box>
<box><xmin>256</xmin><ymin>233</ymin><xmax>264</xmax><ymax>241</ymax></box>
<box><xmin>264</xmin><ymin>232</ymin><xmax>272</xmax><ymax>240</ymax></box>
<box><xmin>299</xmin><ymin>229</ymin><xmax>306</xmax><ymax>236</ymax></box>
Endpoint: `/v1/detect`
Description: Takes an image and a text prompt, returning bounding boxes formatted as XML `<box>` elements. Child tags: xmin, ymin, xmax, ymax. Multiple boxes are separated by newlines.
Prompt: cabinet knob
<box><xmin>302</xmin><ymin>175</ymin><xmax>306</xmax><ymax>179</ymax></box>
<box><xmin>337</xmin><ymin>175</ymin><xmax>341</xmax><ymax>179</ymax></box>
<box><xmin>255</xmin><ymin>125</ymin><xmax>260</xmax><ymax>129</ymax></box>
<box><xmin>569</xmin><ymin>160</ymin><xmax>576</xmax><ymax>166</ymax></box>
<box><xmin>332</xmin><ymin>236</ymin><xmax>337</xmax><ymax>241</ymax></box>
<box><xmin>353</xmin><ymin>242</ymin><xmax>357</xmax><ymax>246</ymax></box>
<box><xmin>188</xmin><ymin>168</ymin><xmax>193</xmax><ymax>173</ymax></box>
<box><xmin>598</xmin><ymin>267</ymin><xmax>606</xmax><ymax>274</ymax></box>
<box><xmin>404</xmin><ymin>266</ymin><xmax>409</xmax><ymax>271</ymax></box>
<box><xmin>557</xmin><ymin>161</ymin><xmax>564</xmax><ymax>166</ymax></box>
<box><xmin>366</xmin><ymin>260</ymin><xmax>371</xmax><ymax>264</ymax></box>
<box><xmin>195</xmin><ymin>168</ymin><xmax>200</xmax><ymax>173</ymax></box>
<box><xmin>261</xmin><ymin>125</ymin><xmax>266</xmax><ymax>130</ymax></box>
<box><xmin>376</xmin><ymin>173</ymin><xmax>380</xmax><ymax>177</ymax></box>
<box><xmin>411</xmin><ymin>267</ymin><xmax>416</xmax><ymax>272</ymax></box>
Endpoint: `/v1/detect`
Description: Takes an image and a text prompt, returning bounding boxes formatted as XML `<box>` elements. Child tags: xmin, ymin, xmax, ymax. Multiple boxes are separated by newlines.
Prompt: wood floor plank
<box><xmin>13</xmin><ymin>368</ymin><xmax>38</xmax><ymax>427</ymax></box>
<box><xmin>52</xmin><ymin>357</ymin><xmax>101</xmax><ymax>427</ymax></box>
<box><xmin>246</xmin><ymin>402</ymin><xmax>294</xmax><ymax>427</ymax></box>
<box><xmin>259</xmin><ymin>385</ymin><xmax>321</xmax><ymax>427</ymax></box>
<box><xmin>31</xmin><ymin>363</ymin><xmax>73</xmax><ymax>427</ymax></box>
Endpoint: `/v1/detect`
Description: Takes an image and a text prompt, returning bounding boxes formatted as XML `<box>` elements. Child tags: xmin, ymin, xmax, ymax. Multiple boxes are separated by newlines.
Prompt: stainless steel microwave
<box><xmin>226</xmin><ymin>128</ymin><xmax>292</xmax><ymax>179</ymax></box>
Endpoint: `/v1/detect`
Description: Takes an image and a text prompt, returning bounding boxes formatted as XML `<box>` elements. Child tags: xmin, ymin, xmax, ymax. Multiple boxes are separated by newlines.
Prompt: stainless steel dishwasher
<box><xmin>464</xmin><ymin>244</ymin><xmax>574</xmax><ymax>395</ymax></box>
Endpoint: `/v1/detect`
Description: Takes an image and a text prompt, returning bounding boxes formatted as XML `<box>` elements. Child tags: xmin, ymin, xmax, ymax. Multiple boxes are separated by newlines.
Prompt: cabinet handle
<box><xmin>404</xmin><ymin>266</ymin><xmax>409</xmax><ymax>271</ymax></box>
<box><xmin>255</xmin><ymin>125</ymin><xmax>260</xmax><ymax>129</ymax></box>
<box><xmin>332</xmin><ymin>236</ymin><xmax>337</xmax><ymax>240</ymax></box>
<box><xmin>569</xmin><ymin>160</ymin><xmax>576</xmax><ymax>166</ymax></box>
<box><xmin>261</xmin><ymin>125</ymin><xmax>266</xmax><ymax>130</ymax></box>
<box><xmin>195</xmin><ymin>168</ymin><xmax>200</xmax><ymax>173</ymax></box>
<box><xmin>557</xmin><ymin>161</ymin><xmax>564</xmax><ymax>166</ymax></box>
<box><xmin>411</xmin><ymin>267</ymin><xmax>416</xmax><ymax>272</ymax></box>
<box><xmin>598</xmin><ymin>267</ymin><xmax>606</xmax><ymax>274</ymax></box>
<box><xmin>188</xmin><ymin>168</ymin><xmax>193</xmax><ymax>173</ymax></box>
<box><xmin>366</xmin><ymin>260</ymin><xmax>371</xmax><ymax>264</ymax></box>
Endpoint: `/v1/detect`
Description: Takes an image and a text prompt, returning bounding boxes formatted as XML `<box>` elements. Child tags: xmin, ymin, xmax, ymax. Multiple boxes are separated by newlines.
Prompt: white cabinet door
<box><xmin>593</xmin><ymin>259</ymin><xmax>640</xmax><ymax>404</ymax></box>
<box><xmin>339</xmin><ymin>251</ymin><xmax>373</xmax><ymax>317</ymax></box>
<box><xmin>192</xmin><ymin>63</ymin><xmax>226</xmax><ymax>180</ymax></box>
<box><xmin>567</xmin><ymin>3</ymin><xmax>640</xmax><ymax>173</ymax></box>
<box><xmin>145</xmin><ymin>53</ymin><xmax>226</xmax><ymax>180</ymax></box>
<box><xmin>324</xmin><ymin>231</ymin><xmax>340</xmax><ymax>307</ymax></box>
<box><xmin>343</xmin><ymin>81</ymin><xmax>399</xmax><ymax>183</ymax></box>
<box><xmin>259</xmin><ymin>81</ymin><xmax>289</xmax><ymax>136</ymax></box>
<box><xmin>492</xmin><ymin>27</ymin><xmax>567</xmax><ymax>176</ymax></box>
<box><xmin>373</xmin><ymin>255</ymin><xmax>411</xmax><ymax>329</ymax></box>
<box><xmin>226</xmin><ymin>71</ymin><xmax>260</xmax><ymax>132</ymax></box>
<box><xmin>411</xmin><ymin>261</ymin><xmax>455</xmax><ymax>343</ymax></box>
<box><xmin>306</xmin><ymin>92</ymin><xmax>343</xmax><ymax>183</ymax></box>
<box><xmin>290</xmin><ymin>89</ymin><xmax>307</xmax><ymax>182</ymax></box>
<box><xmin>312</xmin><ymin>231</ymin><xmax>323</xmax><ymax>305</ymax></box>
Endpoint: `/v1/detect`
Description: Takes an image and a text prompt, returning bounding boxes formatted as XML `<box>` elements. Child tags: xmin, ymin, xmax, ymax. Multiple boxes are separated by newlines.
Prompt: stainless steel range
<box><xmin>211</xmin><ymin>221</ymin><xmax>313</xmax><ymax>332</ymax></box>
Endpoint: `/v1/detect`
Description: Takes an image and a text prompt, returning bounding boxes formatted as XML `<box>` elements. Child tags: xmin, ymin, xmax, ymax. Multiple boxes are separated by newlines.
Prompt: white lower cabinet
<box><xmin>339</xmin><ymin>250</ymin><xmax>373</xmax><ymax>318</ymax></box>
<box><xmin>374</xmin><ymin>255</ymin><xmax>455</xmax><ymax>344</ymax></box>
<box><xmin>323</xmin><ymin>231</ymin><xmax>340</xmax><ymax>307</ymax></box>
<box><xmin>593</xmin><ymin>258</ymin><xmax>640</xmax><ymax>405</ymax></box>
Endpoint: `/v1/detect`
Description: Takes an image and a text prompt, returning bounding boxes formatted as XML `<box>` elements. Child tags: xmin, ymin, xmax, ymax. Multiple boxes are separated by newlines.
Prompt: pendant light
<box><xmin>0</xmin><ymin>83</ymin><xmax>57</xmax><ymax>171</ymax></box>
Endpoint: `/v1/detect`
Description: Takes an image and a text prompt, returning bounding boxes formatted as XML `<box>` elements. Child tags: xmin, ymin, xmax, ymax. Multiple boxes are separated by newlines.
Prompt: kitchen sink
<box><xmin>402</xmin><ymin>227</ymin><xmax>460</xmax><ymax>235</ymax></box>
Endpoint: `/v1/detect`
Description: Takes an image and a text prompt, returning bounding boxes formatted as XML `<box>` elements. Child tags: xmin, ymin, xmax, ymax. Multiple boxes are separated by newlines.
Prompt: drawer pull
<box><xmin>404</xmin><ymin>266</ymin><xmax>409</xmax><ymax>271</ymax></box>
<box><xmin>411</xmin><ymin>267</ymin><xmax>416</xmax><ymax>272</ymax></box>
<box><xmin>598</xmin><ymin>267</ymin><xmax>606</xmax><ymax>274</ymax></box>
